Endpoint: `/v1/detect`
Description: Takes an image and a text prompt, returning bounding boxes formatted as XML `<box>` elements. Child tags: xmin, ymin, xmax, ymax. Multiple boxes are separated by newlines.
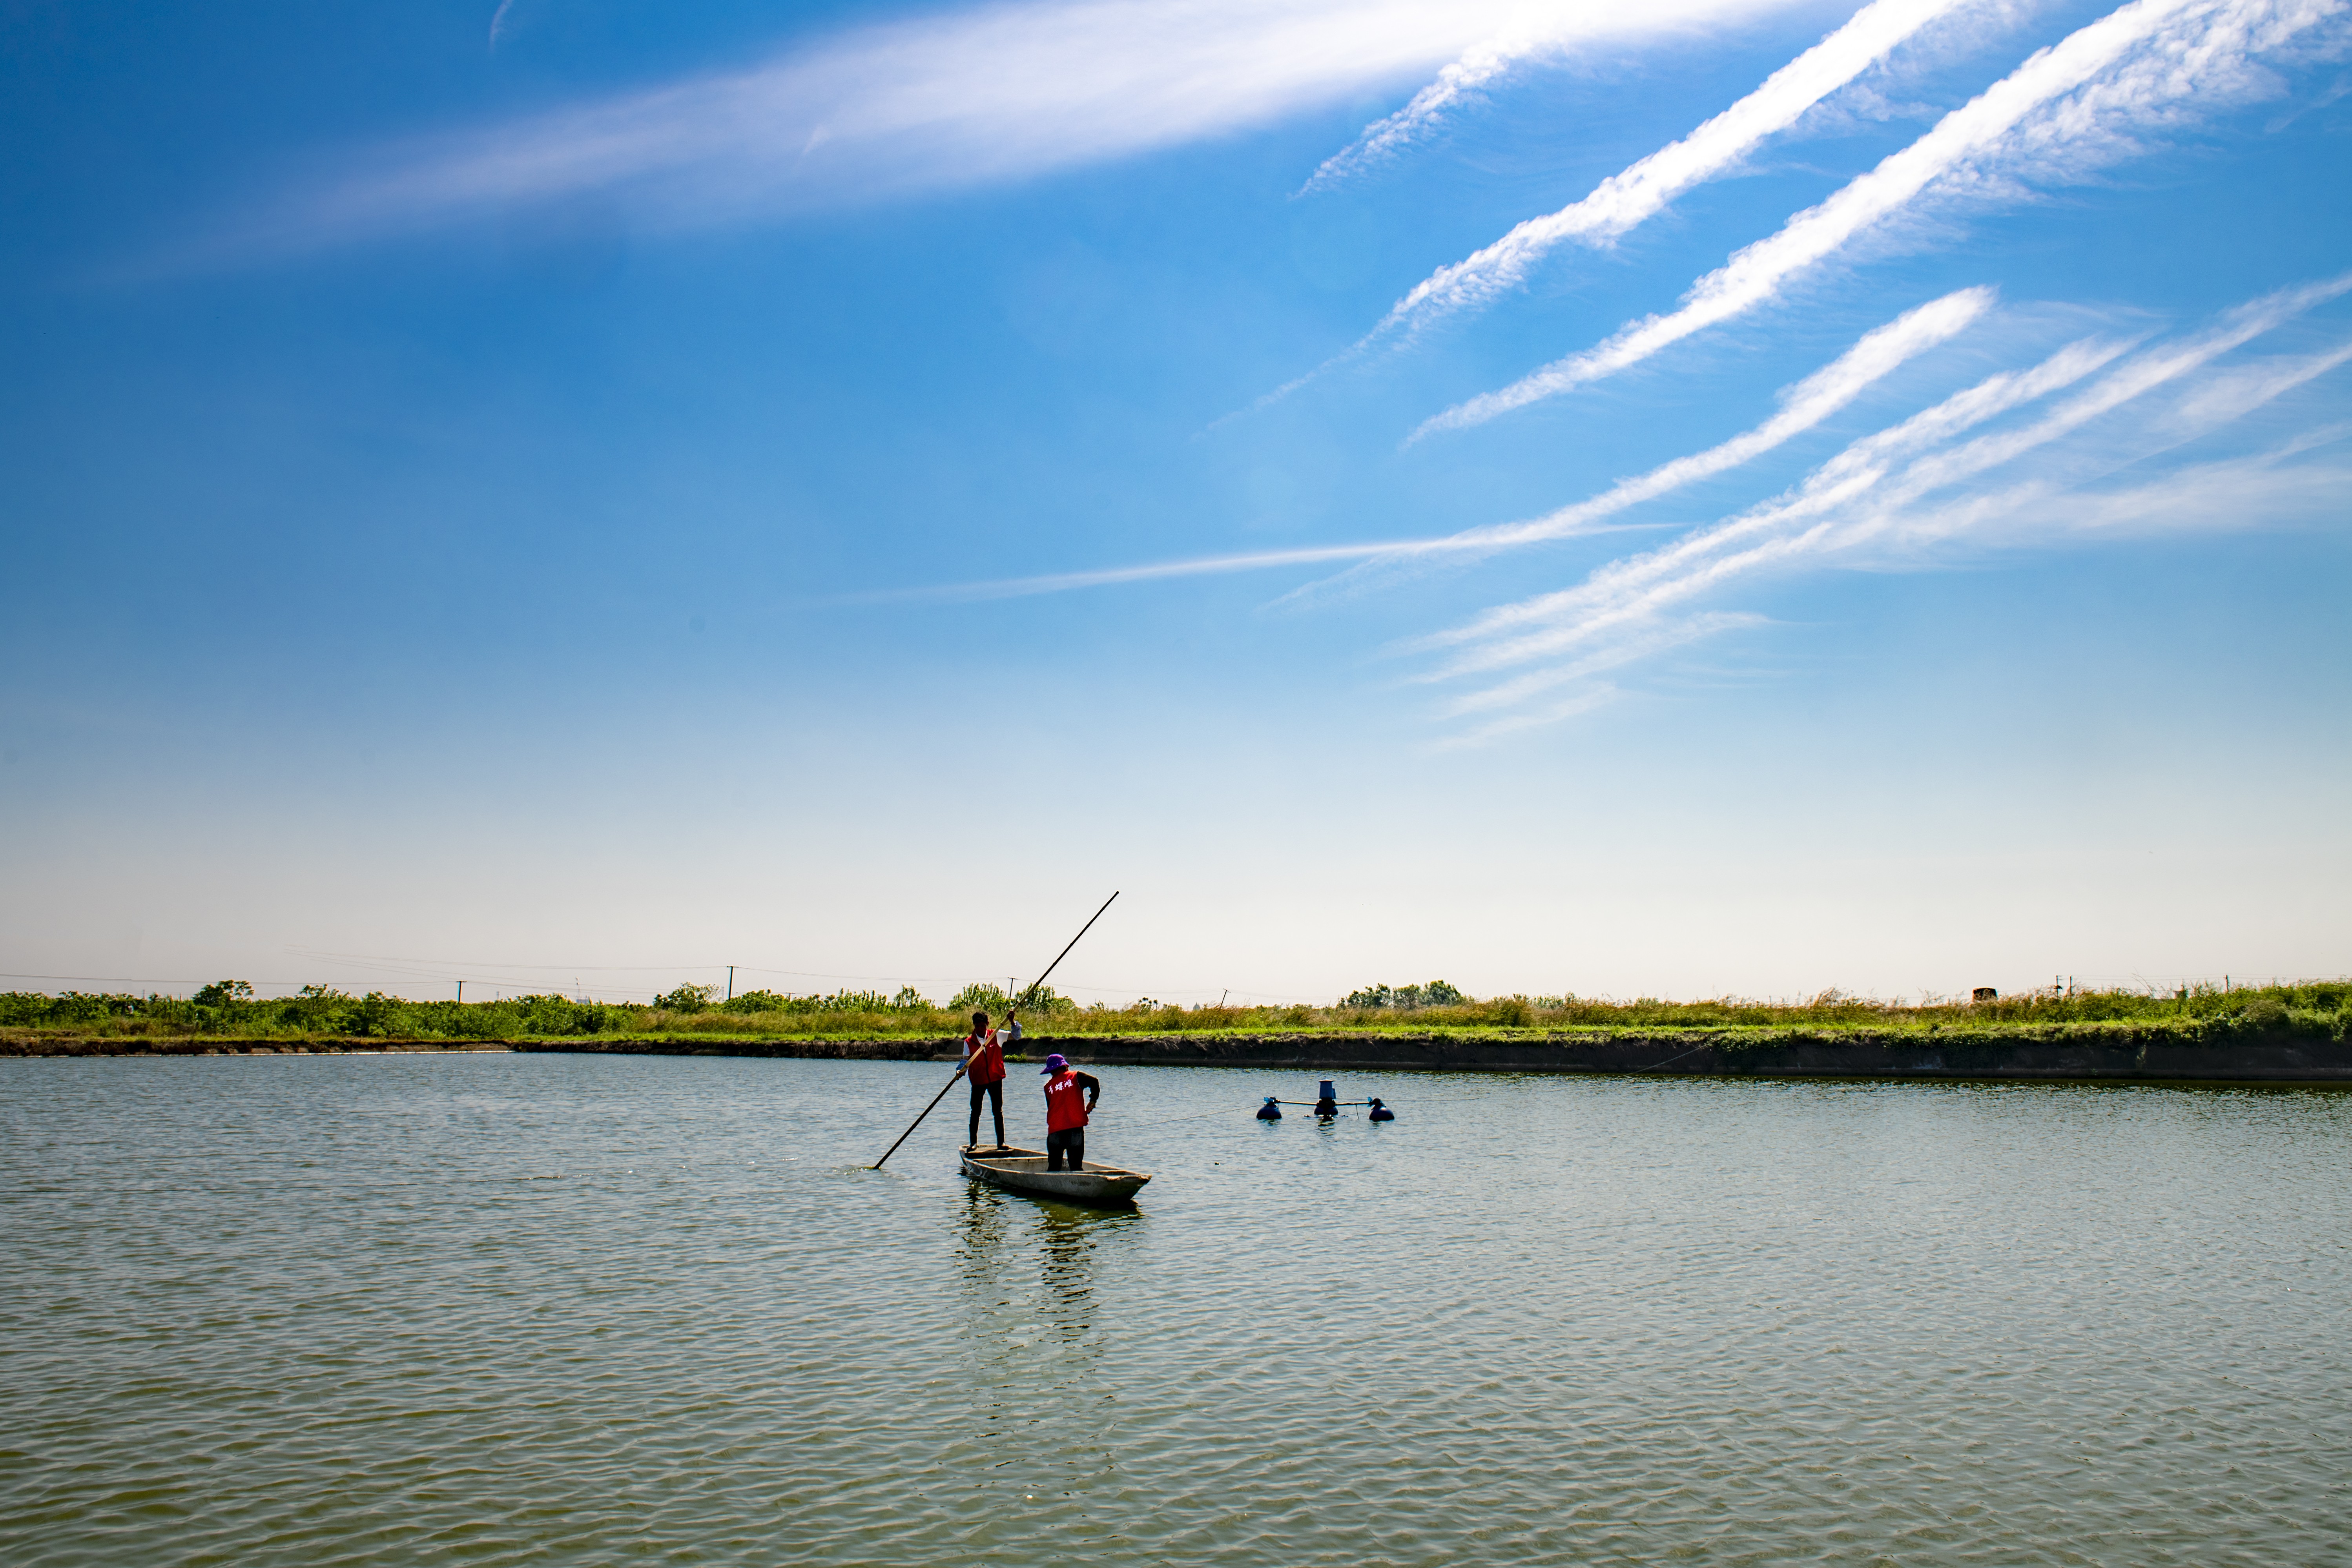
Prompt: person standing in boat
<box><xmin>961</xmin><ymin>1008</ymin><xmax>1019</xmax><ymax>1150</ymax></box>
<box><xmin>1039</xmin><ymin>1052</ymin><xmax>1101</xmax><ymax>1172</ymax></box>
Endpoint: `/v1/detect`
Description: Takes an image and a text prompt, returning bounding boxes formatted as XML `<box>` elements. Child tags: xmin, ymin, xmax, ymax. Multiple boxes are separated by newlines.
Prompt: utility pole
<box><xmin>456</xmin><ymin>980</ymin><xmax>463</xmax><ymax>1004</ymax></box>
<box><xmin>726</xmin><ymin>966</ymin><xmax>735</xmax><ymax>1002</ymax></box>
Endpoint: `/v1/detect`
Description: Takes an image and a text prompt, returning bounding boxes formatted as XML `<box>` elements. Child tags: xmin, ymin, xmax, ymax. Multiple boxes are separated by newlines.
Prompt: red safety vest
<box><xmin>965</xmin><ymin>1030</ymin><xmax>1005</xmax><ymax>1086</ymax></box>
<box><xmin>1043</xmin><ymin>1069</ymin><xmax>1088</xmax><ymax>1132</ymax></box>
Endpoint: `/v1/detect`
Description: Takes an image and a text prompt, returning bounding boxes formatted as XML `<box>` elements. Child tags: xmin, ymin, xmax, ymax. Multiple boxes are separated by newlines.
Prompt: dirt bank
<box><xmin>536</xmin><ymin>1029</ymin><xmax>2352</xmax><ymax>1081</ymax></box>
<box><xmin>10</xmin><ymin>1029</ymin><xmax>2347</xmax><ymax>1081</ymax></box>
<box><xmin>0</xmin><ymin>1038</ymin><xmax>514</xmax><ymax>1057</ymax></box>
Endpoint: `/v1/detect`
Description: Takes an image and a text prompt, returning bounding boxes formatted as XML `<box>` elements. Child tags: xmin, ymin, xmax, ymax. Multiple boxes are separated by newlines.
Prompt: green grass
<box><xmin>4</xmin><ymin>978</ymin><xmax>2346</xmax><ymax>1046</ymax></box>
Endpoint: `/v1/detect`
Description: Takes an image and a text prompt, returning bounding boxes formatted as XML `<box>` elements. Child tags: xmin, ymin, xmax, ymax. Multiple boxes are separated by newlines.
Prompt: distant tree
<box><xmin>193</xmin><ymin>980</ymin><xmax>253</xmax><ymax>1006</ymax></box>
<box><xmin>46</xmin><ymin>991</ymin><xmax>126</xmax><ymax>1022</ymax></box>
<box><xmin>821</xmin><ymin>990</ymin><xmax>895</xmax><ymax>1012</ymax></box>
<box><xmin>289</xmin><ymin>985</ymin><xmax>349</xmax><ymax>1028</ymax></box>
<box><xmin>655</xmin><ymin>983</ymin><xmax>716</xmax><ymax>1013</ymax></box>
<box><xmin>719</xmin><ymin>989</ymin><xmax>789</xmax><ymax>1014</ymax></box>
<box><xmin>1342</xmin><ymin>980</ymin><xmax>1465</xmax><ymax>1010</ymax></box>
<box><xmin>949</xmin><ymin>981</ymin><xmax>1071</xmax><ymax>1015</ymax></box>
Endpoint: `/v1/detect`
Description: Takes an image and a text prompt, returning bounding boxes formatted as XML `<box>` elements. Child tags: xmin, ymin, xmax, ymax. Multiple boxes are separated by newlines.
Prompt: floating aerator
<box><xmin>1256</xmin><ymin>1082</ymin><xmax>1384</xmax><ymax>1120</ymax></box>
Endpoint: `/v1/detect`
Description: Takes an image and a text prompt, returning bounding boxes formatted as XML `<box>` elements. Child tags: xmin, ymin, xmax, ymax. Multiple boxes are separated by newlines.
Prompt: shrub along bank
<box><xmin>3</xmin><ymin>979</ymin><xmax>2346</xmax><ymax>1047</ymax></box>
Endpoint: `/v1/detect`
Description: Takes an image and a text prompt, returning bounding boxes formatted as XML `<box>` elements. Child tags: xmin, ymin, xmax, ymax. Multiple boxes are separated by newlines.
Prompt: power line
<box><xmin>287</xmin><ymin>947</ymin><xmax>719</xmax><ymax>972</ymax></box>
<box><xmin>1</xmin><ymin>971</ymin><xmax>202</xmax><ymax>985</ymax></box>
<box><xmin>292</xmin><ymin>950</ymin><xmax>1325</xmax><ymax>1003</ymax></box>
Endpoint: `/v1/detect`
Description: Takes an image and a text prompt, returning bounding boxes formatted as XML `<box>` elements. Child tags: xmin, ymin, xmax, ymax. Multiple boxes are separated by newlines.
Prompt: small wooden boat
<box><xmin>959</xmin><ymin>1144</ymin><xmax>1152</xmax><ymax>1207</ymax></box>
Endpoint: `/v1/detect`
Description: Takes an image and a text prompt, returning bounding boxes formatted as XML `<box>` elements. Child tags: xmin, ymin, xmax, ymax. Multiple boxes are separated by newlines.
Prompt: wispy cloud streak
<box><xmin>1425</xmin><ymin>334</ymin><xmax>2135</xmax><ymax>654</ymax></box>
<box><xmin>1432</xmin><ymin>286</ymin><xmax>1989</xmax><ymax>549</ymax></box>
<box><xmin>890</xmin><ymin>288</ymin><xmax>1986</xmax><ymax>605</ymax></box>
<box><xmin>1253</xmin><ymin>0</ymin><xmax>1975</xmax><ymax>414</ymax></box>
<box><xmin>1380</xmin><ymin>0</ymin><xmax>1975</xmax><ymax>328</ymax></box>
<box><xmin>1418</xmin><ymin>0</ymin><xmax>2345</xmax><ymax>438</ymax></box>
<box><xmin>1440</xmin><ymin>612</ymin><xmax>1767</xmax><ymax>715</ymax></box>
<box><xmin>1439</xmin><ymin>427</ymin><xmax>2352</xmax><ymax>742</ymax></box>
<box><xmin>1434</xmin><ymin>682</ymin><xmax>1627</xmax><ymax>744</ymax></box>
<box><xmin>1428</xmin><ymin>272</ymin><xmax>2352</xmax><ymax>721</ymax></box>
<box><xmin>1302</xmin><ymin>32</ymin><xmax>1553</xmax><ymax>193</ymax></box>
<box><xmin>844</xmin><ymin>541</ymin><xmax>1430</xmax><ymax>605</ymax></box>
<box><xmin>1293</xmin><ymin>285</ymin><xmax>1991</xmax><ymax>602</ymax></box>
<box><xmin>266</xmin><ymin>0</ymin><xmax>1800</xmax><ymax>252</ymax></box>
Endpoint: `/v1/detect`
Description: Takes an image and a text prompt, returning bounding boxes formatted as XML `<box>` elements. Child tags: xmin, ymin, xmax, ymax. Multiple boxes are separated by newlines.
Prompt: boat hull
<box><xmin>959</xmin><ymin>1145</ymin><xmax>1152</xmax><ymax>1207</ymax></box>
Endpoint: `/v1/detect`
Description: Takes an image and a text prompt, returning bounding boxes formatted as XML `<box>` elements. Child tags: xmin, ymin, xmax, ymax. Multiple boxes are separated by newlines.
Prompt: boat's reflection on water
<box><xmin>947</xmin><ymin>1181</ymin><xmax>1143</xmax><ymax>1498</ymax></box>
<box><xmin>954</xmin><ymin>1180</ymin><xmax>1012</xmax><ymax>1275</ymax></box>
<box><xmin>952</xmin><ymin>1180</ymin><xmax>1141</xmax><ymax>1398</ymax></box>
<box><xmin>1036</xmin><ymin>1202</ymin><xmax>1137</xmax><ymax>1338</ymax></box>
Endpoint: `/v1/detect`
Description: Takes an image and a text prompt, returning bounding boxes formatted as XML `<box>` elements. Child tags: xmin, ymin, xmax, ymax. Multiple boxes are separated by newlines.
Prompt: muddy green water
<box><xmin>3</xmin><ymin>1054</ymin><xmax>2347</xmax><ymax>1565</ymax></box>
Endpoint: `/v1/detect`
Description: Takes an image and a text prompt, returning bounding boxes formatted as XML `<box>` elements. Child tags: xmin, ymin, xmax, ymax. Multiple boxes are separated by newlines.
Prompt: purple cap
<box><xmin>1040</xmin><ymin>1053</ymin><xmax>1070</xmax><ymax>1073</ymax></box>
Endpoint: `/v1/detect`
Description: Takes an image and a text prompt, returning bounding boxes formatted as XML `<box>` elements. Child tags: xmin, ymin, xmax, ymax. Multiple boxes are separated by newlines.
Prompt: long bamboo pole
<box><xmin>870</xmin><ymin>891</ymin><xmax>1119</xmax><ymax>1170</ymax></box>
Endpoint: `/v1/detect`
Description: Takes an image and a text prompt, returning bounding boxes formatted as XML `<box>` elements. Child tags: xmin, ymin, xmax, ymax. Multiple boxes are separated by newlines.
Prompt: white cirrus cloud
<box><xmin>1300</xmin><ymin>33</ymin><xmax>1556</xmax><ymax>194</ymax></box>
<box><xmin>1437</xmin><ymin>611</ymin><xmax>1768</xmax><ymax>717</ymax></box>
<box><xmin>1375</xmin><ymin>0</ymin><xmax>1982</xmax><ymax>328</ymax></box>
<box><xmin>879</xmin><ymin>286</ymin><xmax>1989</xmax><ymax>605</ymax></box>
<box><xmin>1423</xmin><ymin>332</ymin><xmax>2134</xmax><ymax>656</ymax></box>
<box><xmin>259</xmin><ymin>0</ymin><xmax>1808</xmax><ymax>252</ymax></box>
<box><xmin>1417</xmin><ymin>0</ymin><xmax>2348</xmax><ymax>439</ymax></box>
<box><xmin>1423</xmin><ymin>272</ymin><xmax>2352</xmax><ymax>735</ymax></box>
<box><xmin>1434</xmin><ymin>430</ymin><xmax>2352</xmax><ymax>743</ymax></box>
<box><xmin>1282</xmin><ymin>284</ymin><xmax>1994</xmax><ymax>602</ymax></box>
<box><xmin>1245</xmin><ymin>0</ymin><xmax>1981</xmax><ymax>416</ymax></box>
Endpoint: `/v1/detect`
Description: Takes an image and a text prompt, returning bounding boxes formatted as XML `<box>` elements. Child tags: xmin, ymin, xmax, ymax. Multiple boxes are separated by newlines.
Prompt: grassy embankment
<box><xmin>4</xmin><ymin>978</ymin><xmax>2346</xmax><ymax>1049</ymax></box>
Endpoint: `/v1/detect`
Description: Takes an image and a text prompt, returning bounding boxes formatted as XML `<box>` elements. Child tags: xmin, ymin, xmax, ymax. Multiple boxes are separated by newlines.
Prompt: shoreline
<box><xmin>8</xmin><ymin>1028</ymin><xmax>2349</xmax><ymax>1082</ymax></box>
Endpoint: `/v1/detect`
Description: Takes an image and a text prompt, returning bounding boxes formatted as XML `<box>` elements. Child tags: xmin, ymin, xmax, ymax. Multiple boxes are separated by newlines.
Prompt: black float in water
<box><xmin>1256</xmin><ymin>1082</ymin><xmax>1385</xmax><ymax>1120</ymax></box>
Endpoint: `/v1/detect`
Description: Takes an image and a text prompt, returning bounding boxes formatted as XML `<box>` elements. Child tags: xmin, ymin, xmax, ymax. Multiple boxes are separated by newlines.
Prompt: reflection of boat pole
<box><xmin>871</xmin><ymin>892</ymin><xmax>1121</xmax><ymax>1171</ymax></box>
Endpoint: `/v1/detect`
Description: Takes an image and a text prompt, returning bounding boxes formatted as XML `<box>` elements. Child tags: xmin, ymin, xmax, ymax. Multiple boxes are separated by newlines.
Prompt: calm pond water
<box><xmin>3</xmin><ymin>1052</ymin><xmax>2347</xmax><ymax>1566</ymax></box>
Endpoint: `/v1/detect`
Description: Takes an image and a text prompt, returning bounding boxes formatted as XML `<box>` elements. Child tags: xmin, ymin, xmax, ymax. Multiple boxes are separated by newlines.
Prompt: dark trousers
<box><xmin>968</xmin><ymin>1079</ymin><xmax>1005</xmax><ymax>1147</ymax></box>
<box><xmin>1046</xmin><ymin>1127</ymin><xmax>1085</xmax><ymax>1172</ymax></box>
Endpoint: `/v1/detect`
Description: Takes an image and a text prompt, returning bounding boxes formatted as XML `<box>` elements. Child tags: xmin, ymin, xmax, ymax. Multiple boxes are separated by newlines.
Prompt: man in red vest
<box><xmin>1038</xmin><ymin>1052</ymin><xmax>1101</xmax><ymax>1172</ymax></box>
<box><xmin>960</xmin><ymin>1008</ymin><xmax>1019</xmax><ymax>1150</ymax></box>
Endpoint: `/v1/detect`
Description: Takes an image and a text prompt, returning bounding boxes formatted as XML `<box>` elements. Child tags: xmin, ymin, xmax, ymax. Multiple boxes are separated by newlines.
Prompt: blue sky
<box><xmin>4</xmin><ymin>0</ymin><xmax>2348</xmax><ymax>1005</ymax></box>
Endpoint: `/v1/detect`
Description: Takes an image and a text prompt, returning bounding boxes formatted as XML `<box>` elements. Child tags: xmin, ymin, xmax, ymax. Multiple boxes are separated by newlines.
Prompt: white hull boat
<box><xmin>959</xmin><ymin>1144</ymin><xmax>1152</xmax><ymax>1207</ymax></box>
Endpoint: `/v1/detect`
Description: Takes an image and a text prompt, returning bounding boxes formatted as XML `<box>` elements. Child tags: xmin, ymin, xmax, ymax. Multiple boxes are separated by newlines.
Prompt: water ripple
<box><xmin>3</xmin><ymin>1056</ymin><xmax>2348</xmax><ymax>1565</ymax></box>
